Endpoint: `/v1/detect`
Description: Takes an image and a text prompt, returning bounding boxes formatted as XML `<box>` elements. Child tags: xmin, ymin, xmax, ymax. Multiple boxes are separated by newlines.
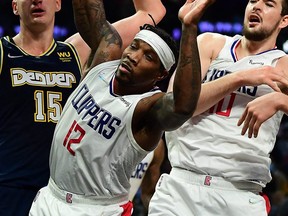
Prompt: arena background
<box><xmin>0</xmin><ymin>0</ymin><xmax>287</xmax><ymax>51</ymax></box>
<box><xmin>0</xmin><ymin>1</ymin><xmax>288</xmax><ymax>216</ymax></box>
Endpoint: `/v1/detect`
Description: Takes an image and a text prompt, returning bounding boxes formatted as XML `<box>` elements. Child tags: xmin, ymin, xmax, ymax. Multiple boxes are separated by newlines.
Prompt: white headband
<box><xmin>134</xmin><ymin>29</ymin><xmax>175</xmax><ymax>71</ymax></box>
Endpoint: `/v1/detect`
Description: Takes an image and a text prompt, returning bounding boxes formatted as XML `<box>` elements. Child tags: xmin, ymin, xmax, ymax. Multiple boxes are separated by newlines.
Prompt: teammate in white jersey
<box><xmin>149</xmin><ymin>0</ymin><xmax>288</xmax><ymax>216</ymax></box>
<box><xmin>28</xmin><ymin>0</ymin><xmax>209</xmax><ymax>215</ymax></box>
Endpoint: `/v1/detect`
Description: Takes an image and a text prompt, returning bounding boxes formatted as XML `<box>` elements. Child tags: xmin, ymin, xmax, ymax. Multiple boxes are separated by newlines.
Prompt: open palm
<box><xmin>178</xmin><ymin>0</ymin><xmax>215</xmax><ymax>25</ymax></box>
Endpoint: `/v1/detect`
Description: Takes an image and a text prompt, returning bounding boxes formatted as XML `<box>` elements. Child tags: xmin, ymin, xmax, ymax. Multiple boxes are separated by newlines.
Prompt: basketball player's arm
<box><xmin>67</xmin><ymin>0</ymin><xmax>166</xmax><ymax>72</ymax></box>
<box><xmin>149</xmin><ymin>0</ymin><xmax>210</xmax><ymax>130</ymax></box>
<box><xmin>238</xmin><ymin>56</ymin><xmax>288</xmax><ymax>138</ymax></box>
<box><xmin>193</xmin><ymin>66</ymin><xmax>288</xmax><ymax>116</ymax></box>
<box><xmin>169</xmin><ymin>36</ymin><xmax>288</xmax><ymax>119</ymax></box>
<box><xmin>132</xmin><ymin>0</ymin><xmax>212</xmax><ymax>151</ymax></box>
<box><xmin>72</xmin><ymin>0</ymin><xmax>123</xmax><ymax>69</ymax></box>
<box><xmin>140</xmin><ymin>138</ymin><xmax>165</xmax><ymax>210</ymax></box>
<box><xmin>135</xmin><ymin>0</ymin><xmax>215</xmax><ymax>152</ymax></box>
<box><xmin>237</xmin><ymin>92</ymin><xmax>288</xmax><ymax>138</ymax></box>
<box><xmin>169</xmin><ymin>64</ymin><xmax>288</xmax><ymax>120</ymax></box>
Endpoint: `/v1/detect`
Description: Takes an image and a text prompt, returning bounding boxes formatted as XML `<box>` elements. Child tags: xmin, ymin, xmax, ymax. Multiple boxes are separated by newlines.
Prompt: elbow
<box><xmin>174</xmin><ymin>90</ymin><xmax>201</xmax><ymax>118</ymax></box>
<box><xmin>174</xmin><ymin>108</ymin><xmax>195</xmax><ymax>119</ymax></box>
<box><xmin>153</xmin><ymin>6</ymin><xmax>166</xmax><ymax>24</ymax></box>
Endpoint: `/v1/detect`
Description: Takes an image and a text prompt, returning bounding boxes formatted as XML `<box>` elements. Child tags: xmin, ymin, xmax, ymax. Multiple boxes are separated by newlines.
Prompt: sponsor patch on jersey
<box><xmin>57</xmin><ymin>52</ymin><xmax>73</xmax><ymax>63</ymax></box>
<box><xmin>249</xmin><ymin>59</ymin><xmax>264</xmax><ymax>65</ymax></box>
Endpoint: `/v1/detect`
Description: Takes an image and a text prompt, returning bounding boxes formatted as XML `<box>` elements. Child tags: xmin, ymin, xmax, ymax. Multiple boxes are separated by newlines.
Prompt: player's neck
<box><xmin>113</xmin><ymin>77</ymin><xmax>153</xmax><ymax>96</ymax></box>
<box><xmin>13</xmin><ymin>29</ymin><xmax>54</xmax><ymax>56</ymax></box>
<box><xmin>236</xmin><ymin>36</ymin><xmax>277</xmax><ymax>59</ymax></box>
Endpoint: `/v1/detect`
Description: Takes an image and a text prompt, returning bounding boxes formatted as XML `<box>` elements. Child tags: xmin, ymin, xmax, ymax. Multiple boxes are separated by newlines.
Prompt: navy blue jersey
<box><xmin>0</xmin><ymin>36</ymin><xmax>82</xmax><ymax>189</ymax></box>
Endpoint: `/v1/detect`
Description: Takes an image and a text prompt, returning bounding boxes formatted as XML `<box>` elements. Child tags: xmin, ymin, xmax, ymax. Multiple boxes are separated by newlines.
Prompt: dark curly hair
<box><xmin>281</xmin><ymin>0</ymin><xmax>288</xmax><ymax>16</ymax></box>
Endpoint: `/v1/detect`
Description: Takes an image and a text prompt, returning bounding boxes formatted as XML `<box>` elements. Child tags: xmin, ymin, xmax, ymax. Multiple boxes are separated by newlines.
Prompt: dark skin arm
<box><xmin>133</xmin><ymin>0</ymin><xmax>215</xmax><ymax>151</ymax></box>
<box><xmin>72</xmin><ymin>0</ymin><xmax>122</xmax><ymax>69</ymax></box>
<box><xmin>73</xmin><ymin>0</ymin><xmax>214</xmax><ymax>151</ymax></box>
<box><xmin>140</xmin><ymin>138</ymin><xmax>165</xmax><ymax>210</ymax></box>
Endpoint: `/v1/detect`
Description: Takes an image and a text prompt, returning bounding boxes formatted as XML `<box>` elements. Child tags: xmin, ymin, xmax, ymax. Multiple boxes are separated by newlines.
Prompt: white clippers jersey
<box><xmin>49</xmin><ymin>60</ymin><xmax>160</xmax><ymax>198</ymax></box>
<box><xmin>166</xmin><ymin>35</ymin><xmax>286</xmax><ymax>186</ymax></box>
<box><xmin>129</xmin><ymin>150</ymin><xmax>154</xmax><ymax>200</ymax></box>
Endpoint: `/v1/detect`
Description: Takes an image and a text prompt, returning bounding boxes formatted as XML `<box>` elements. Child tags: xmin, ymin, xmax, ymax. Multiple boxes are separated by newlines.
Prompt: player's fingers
<box><xmin>253</xmin><ymin>121</ymin><xmax>260</xmax><ymax>138</ymax></box>
<box><xmin>241</xmin><ymin>112</ymin><xmax>252</xmax><ymax>136</ymax></box>
<box><xmin>266</xmin><ymin>80</ymin><xmax>281</xmax><ymax>92</ymax></box>
<box><xmin>247</xmin><ymin>116</ymin><xmax>257</xmax><ymax>138</ymax></box>
<box><xmin>238</xmin><ymin>109</ymin><xmax>247</xmax><ymax>126</ymax></box>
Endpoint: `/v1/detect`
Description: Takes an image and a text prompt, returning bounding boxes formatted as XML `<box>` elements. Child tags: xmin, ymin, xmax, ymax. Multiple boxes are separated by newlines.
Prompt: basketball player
<box><xmin>0</xmin><ymin>0</ymin><xmax>165</xmax><ymax>215</ymax></box>
<box><xmin>149</xmin><ymin>0</ymin><xmax>288</xmax><ymax>215</ymax></box>
<box><xmin>28</xmin><ymin>0</ymin><xmax>209</xmax><ymax>215</ymax></box>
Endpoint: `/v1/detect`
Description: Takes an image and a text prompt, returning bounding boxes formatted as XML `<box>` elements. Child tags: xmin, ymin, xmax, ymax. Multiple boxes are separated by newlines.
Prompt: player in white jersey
<box><xmin>28</xmin><ymin>0</ymin><xmax>210</xmax><ymax>215</ymax></box>
<box><xmin>149</xmin><ymin>0</ymin><xmax>288</xmax><ymax>215</ymax></box>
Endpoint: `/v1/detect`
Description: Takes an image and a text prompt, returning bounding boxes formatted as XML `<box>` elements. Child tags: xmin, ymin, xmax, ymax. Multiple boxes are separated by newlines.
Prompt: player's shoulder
<box><xmin>138</xmin><ymin>92</ymin><xmax>165</xmax><ymax>106</ymax></box>
<box><xmin>198</xmin><ymin>32</ymin><xmax>228</xmax><ymax>60</ymax></box>
<box><xmin>56</xmin><ymin>40</ymin><xmax>75</xmax><ymax>49</ymax></box>
<box><xmin>134</xmin><ymin>92</ymin><xmax>164</xmax><ymax>122</ymax></box>
<box><xmin>197</xmin><ymin>32</ymin><xmax>226</xmax><ymax>44</ymax></box>
<box><xmin>276</xmin><ymin>53</ymin><xmax>288</xmax><ymax>70</ymax></box>
<box><xmin>0</xmin><ymin>36</ymin><xmax>14</xmax><ymax>47</ymax></box>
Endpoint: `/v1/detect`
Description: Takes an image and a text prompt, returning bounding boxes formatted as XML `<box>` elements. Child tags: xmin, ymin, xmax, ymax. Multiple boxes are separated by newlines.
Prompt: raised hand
<box><xmin>178</xmin><ymin>0</ymin><xmax>215</xmax><ymax>26</ymax></box>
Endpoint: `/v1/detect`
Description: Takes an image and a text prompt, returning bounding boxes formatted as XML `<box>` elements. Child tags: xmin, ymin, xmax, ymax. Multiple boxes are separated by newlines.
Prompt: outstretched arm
<box><xmin>67</xmin><ymin>0</ymin><xmax>166</xmax><ymax>71</ymax></box>
<box><xmin>133</xmin><ymin>0</ymin><xmax>215</xmax><ymax>151</ymax></box>
<box><xmin>193</xmin><ymin>65</ymin><xmax>288</xmax><ymax>116</ymax></box>
<box><xmin>152</xmin><ymin>0</ymin><xmax>215</xmax><ymax>131</ymax></box>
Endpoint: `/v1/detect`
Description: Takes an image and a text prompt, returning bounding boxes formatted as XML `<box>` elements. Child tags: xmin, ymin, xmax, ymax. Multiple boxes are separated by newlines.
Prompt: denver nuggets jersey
<box><xmin>166</xmin><ymin>35</ymin><xmax>286</xmax><ymax>186</ymax></box>
<box><xmin>49</xmin><ymin>60</ymin><xmax>161</xmax><ymax>198</ymax></box>
<box><xmin>0</xmin><ymin>36</ymin><xmax>81</xmax><ymax>188</ymax></box>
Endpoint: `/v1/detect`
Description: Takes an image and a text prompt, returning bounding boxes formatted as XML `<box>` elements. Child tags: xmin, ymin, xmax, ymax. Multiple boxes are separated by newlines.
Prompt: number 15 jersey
<box><xmin>0</xmin><ymin>36</ymin><xmax>81</xmax><ymax>189</ymax></box>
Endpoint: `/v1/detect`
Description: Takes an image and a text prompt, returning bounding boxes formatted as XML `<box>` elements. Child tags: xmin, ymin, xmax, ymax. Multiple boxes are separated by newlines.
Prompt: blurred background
<box><xmin>0</xmin><ymin>0</ymin><xmax>287</xmax><ymax>51</ymax></box>
<box><xmin>1</xmin><ymin>0</ymin><xmax>287</xmax><ymax>215</ymax></box>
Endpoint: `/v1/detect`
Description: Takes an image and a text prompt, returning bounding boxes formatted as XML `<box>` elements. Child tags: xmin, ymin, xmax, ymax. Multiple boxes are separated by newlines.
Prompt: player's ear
<box><xmin>156</xmin><ymin>69</ymin><xmax>169</xmax><ymax>81</ymax></box>
<box><xmin>55</xmin><ymin>0</ymin><xmax>61</xmax><ymax>12</ymax></box>
<box><xmin>12</xmin><ymin>0</ymin><xmax>19</xmax><ymax>16</ymax></box>
<box><xmin>280</xmin><ymin>14</ymin><xmax>288</xmax><ymax>29</ymax></box>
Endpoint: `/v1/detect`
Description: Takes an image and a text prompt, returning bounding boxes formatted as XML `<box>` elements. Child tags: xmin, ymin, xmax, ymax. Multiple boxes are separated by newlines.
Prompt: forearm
<box><xmin>72</xmin><ymin>0</ymin><xmax>108</xmax><ymax>50</ymax></box>
<box><xmin>193</xmin><ymin>72</ymin><xmax>243</xmax><ymax>116</ymax></box>
<box><xmin>133</xmin><ymin>0</ymin><xmax>166</xmax><ymax>24</ymax></box>
<box><xmin>68</xmin><ymin>0</ymin><xmax>165</xmax><ymax>71</ymax></box>
<box><xmin>140</xmin><ymin>168</ymin><xmax>161</xmax><ymax>210</ymax></box>
<box><xmin>113</xmin><ymin>0</ymin><xmax>166</xmax><ymax>52</ymax></box>
<box><xmin>277</xmin><ymin>92</ymin><xmax>288</xmax><ymax>115</ymax></box>
<box><xmin>173</xmin><ymin>25</ymin><xmax>201</xmax><ymax>116</ymax></box>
